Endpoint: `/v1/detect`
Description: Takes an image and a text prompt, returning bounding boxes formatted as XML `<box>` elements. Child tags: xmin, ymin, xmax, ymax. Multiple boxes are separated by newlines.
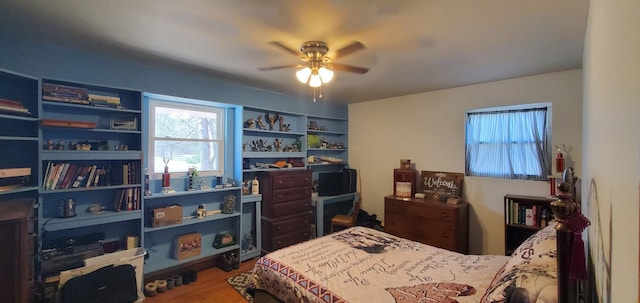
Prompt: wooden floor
<box><xmin>142</xmin><ymin>258</ymin><xmax>257</xmax><ymax>303</ymax></box>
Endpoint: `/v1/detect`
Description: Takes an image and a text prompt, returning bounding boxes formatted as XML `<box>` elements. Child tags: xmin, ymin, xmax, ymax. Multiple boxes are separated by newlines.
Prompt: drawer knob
<box><xmin>439</xmin><ymin>212</ymin><xmax>449</xmax><ymax>218</ymax></box>
<box><xmin>278</xmin><ymin>180</ymin><xmax>283</xmax><ymax>185</ymax></box>
<box><xmin>439</xmin><ymin>233</ymin><xmax>449</xmax><ymax>239</ymax></box>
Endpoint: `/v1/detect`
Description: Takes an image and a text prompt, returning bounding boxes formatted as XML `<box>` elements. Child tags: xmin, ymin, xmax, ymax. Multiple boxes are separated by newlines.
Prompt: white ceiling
<box><xmin>0</xmin><ymin>0</ymin><xmax>589</xmax><ymax>104</ymax></box>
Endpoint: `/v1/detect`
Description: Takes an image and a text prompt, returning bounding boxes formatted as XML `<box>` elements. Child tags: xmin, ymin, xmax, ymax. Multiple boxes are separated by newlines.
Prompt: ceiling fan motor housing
<box><xmin>300</xmin><ymin>41</ymin><xmax>329</xmax><ymax>61</ymax></box>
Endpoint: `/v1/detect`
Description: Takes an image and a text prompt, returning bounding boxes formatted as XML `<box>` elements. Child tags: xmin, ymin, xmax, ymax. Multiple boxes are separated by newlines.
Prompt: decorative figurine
<box><xmin>256</xmin><ymin>115</ymin><xmax>267</xmax><ymax>130</ymax></box>
<box><xmin>221</xmin><ymin>194</ymin><xmax>236</xmax><ymax>214</ymax></box>
<box><xmin>245</xmin><ymin>118</ymin><xmax>255</xmax><ymax>129</ymax></box>
<box><xmin>274</xmin><ymin>138</ymin><xmax>282</xmax><ymax>152</ymax></box>
<box><xmin>278</xmin><ymin>115</ymin><xmax>290</xmax><ymax>132</ymax></box>
<box><xmin>265</xmin><ymin>113</ymin><xmax>279</xmax><ymax>131</ymax></box>
<box><xmin>196</xmin><ymin>204</ymin><xmax>207</xmax><ymax>219</ymax></box>
<box><xmin>144</xmin><ymin>168</ymin><xmax>151</xmax><ymax>196</ymax></box>
<box><xmin>187</xmin><ymin>166</ymin><xmax>198</xmax><ymax>191</ymax></box>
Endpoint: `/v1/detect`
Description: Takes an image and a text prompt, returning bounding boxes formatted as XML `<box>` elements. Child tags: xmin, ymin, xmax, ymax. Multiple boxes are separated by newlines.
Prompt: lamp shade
<box><xmin>296</xmin><ymin>67</ymin><xmax>312</xmax><ymax>83</ymax></box>
<box><xmin>308</xmin><ymin>74</ymin><xmax>322</xmax><ymax>87</ymax></box>
<box><xmin>318</xmin><ymin>67</ymin><xmax>334</xmax><ymax>83</ymax></box>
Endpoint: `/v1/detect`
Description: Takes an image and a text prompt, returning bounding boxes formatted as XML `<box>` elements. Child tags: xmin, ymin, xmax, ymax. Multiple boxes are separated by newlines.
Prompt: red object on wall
<box><xmin>556</xmin><ymin>153</ymin><xmax>565</xmax><ymax>173</ymax></box>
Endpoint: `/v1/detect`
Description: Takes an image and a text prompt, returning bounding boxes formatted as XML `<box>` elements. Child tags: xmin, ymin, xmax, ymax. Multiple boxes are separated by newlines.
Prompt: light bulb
<box><xmin>318</xmin><ymin>67</ymin><xmax>334</xmax><ymax>83</ymax></box>
<box><xmin>296</xmin><ymin>67</ymin><xmax>311</xmax><ymax>83</ymax></box>
<box><xmin>309</xmin><ymin>74</ymin><xmax>322</xmax><ymax>87</ymax></box>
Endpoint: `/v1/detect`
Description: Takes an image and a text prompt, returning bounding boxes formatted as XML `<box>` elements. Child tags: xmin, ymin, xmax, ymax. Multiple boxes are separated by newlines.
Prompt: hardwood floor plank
<box><xmin>142</xmin><ymin>259</ymin><xmax>257</xmax><ymax>303</ymax></box>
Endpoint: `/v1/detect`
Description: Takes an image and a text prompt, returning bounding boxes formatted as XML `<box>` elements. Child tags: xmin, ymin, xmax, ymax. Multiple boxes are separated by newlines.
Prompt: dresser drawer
<box><xmin>264</xmin><ymin>199</ymin><xmax>312</xmax><ymax>218</ymax></box>
<box><xmin>273</xmin><ymin>187</ymin><xmax>313</xmax><ymax>204</ymax></box>
<box><xmin>385</xmin><ymin>199</ymin><xmax>458</xmax><ymax>222</ymax></box>
<box><xmin>385</xmin><ymin>212</ymin><xmax>457</xmax><ymax>248</ymax></box>
<box><xmin>271</xmin><ymin>171</ymin><xmax>311</xmax><ymax>189</ymax></box>
<box><xmin>263</xmin><ymin>213</ymin><xmax>314</xmax><ymax>237</ymax></box>
<box><xmin>270</xmin><ymin>230</ymin><xmax>312</xmax><ymax>251</ymax></box>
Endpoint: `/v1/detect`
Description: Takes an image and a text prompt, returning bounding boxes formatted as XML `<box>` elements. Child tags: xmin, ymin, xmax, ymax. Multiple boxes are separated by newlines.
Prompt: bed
<box><xmin>247</xmin><ymin>222</ymin><xmax>569</xmax><ymax>303</ymax></box>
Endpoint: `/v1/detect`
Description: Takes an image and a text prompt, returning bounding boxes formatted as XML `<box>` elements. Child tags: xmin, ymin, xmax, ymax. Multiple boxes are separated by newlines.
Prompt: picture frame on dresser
<box><xmin>393</xmin><ymin>169</ymin><xmax>416</xmax><ymax>198</ymax></box>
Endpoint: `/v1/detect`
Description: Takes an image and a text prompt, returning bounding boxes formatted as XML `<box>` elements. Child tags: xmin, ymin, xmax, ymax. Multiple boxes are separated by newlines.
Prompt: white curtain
<box><xmin>465</xmin><ymin>107</ymin><xmax>550</xmax><ymax>180</ymax></box>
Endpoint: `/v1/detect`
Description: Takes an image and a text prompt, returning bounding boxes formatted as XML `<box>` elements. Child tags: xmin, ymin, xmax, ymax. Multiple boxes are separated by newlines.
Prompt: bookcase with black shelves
<box><xmin>141</xmin><ymin>187</ymin><xmax>242</xmax><ymax>274</ymax></box>
<box><xmin>503</xmin><ymin>194</ymin><xmax>557</xmax><ymax>255</ymax></box>
<box><xmin>37</xmin><ymin>78</ymin><xmax>143</xmax><ymax>276</ymax></box>
<box><xmin>0</xmin><ymin>69</ymin><xmax>39</xmax><ymax>201</ymax></box>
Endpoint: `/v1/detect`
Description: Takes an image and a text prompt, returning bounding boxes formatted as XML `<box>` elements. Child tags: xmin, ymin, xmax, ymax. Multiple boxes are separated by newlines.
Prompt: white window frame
<box><xmin>148</xmin><ymin>98</ymin><xmax>225</xmax><ymax>178</ymax></box>
<box><xmin>465</xmin><ymin>102</ymin><xmax>552</xmax><ymax>180</ymax></box>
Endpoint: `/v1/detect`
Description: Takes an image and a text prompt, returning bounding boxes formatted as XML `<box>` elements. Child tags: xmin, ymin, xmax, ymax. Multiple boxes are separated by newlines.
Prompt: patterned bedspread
<box><xmin>248</xmin><ymin>227</ymin><xmax>510</xmax><ymax>303</ymax></box>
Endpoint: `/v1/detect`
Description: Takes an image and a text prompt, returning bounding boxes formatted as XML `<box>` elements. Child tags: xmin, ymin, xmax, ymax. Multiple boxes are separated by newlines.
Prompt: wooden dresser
<box><xmin>0</xmin><ymin>198</ymin><xmax>36</xmax><ymax>303</ymax></box>
<box><xmin>258</xmin><ymin>170</ymin><xmax>313</xmax><ymax>252</ymax></box>
<box><xmin>384</xmin><ymin>195</ymin><xmax>469</xmax><ymax>254</ymax></box>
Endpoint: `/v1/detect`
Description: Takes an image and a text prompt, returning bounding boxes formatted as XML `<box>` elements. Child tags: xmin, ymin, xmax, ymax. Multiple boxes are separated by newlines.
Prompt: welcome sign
<box><xmin>418</xmin><ymin>171</ymin><xmax>464</xmax><ymax>199</ymax></box>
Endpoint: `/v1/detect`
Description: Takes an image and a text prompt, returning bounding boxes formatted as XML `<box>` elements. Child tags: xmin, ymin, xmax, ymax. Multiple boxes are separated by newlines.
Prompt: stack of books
<box><xmin>88</xmin><ymin>94</ymin><xmax>122</xmax><ymax>109</ymax></box>
<box><xmin>42</xmin><ymin>83</ymin><xmax>89</xmax><ymax>105</ymax></box>
<box><xmin>0</xmin><ymin>98</ymin><xmax>31</xmax><ymax>116</ymax></box>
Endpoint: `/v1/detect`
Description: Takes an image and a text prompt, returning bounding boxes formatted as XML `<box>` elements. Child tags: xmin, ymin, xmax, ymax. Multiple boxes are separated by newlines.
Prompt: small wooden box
<box><xmin>393</xmin><ymin>169</ymin><xmax>416</xmax><ymax>198</ymax></box>
<box><xmin>174</xmin><ymin>233</ymin><xmax>202</xmax><ymax>260</ymax></box>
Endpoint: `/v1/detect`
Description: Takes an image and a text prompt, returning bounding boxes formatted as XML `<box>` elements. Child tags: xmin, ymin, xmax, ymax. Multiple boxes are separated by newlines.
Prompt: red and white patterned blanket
<box><xmin>248</xmin><ymin>227</ymin><xmax>510</xmax><ymax>303</ymax></box>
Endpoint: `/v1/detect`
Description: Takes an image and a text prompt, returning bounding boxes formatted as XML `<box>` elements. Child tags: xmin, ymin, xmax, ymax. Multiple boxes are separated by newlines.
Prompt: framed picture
<box><xmin>174</xmin><ymin>233</ymin><xmax>202</xmax><ymax>260</ymax></box>
<box><xmin>393</xmin><ymin>169</ymin><xmax>416</xmax><ymax>198</ymax></box>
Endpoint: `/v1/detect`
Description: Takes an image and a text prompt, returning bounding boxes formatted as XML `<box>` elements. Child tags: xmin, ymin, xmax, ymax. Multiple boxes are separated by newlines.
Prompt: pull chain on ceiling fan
<box><xmin>259</xmin><ymin>40</ymin><xmax>369</xmax><ymax>101</ymax></box>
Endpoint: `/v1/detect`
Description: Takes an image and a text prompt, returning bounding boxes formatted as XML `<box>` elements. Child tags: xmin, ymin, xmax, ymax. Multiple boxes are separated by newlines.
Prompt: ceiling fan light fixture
<box><xmin>296</xmin><ymin>67</ymin><xmax>312</xmax><ymax>83</ymax></box>
<box><xmin>318</xmin><ymin>67</ymin><xmax>334</xmax><ymax>83</ymax></box>
<box><xmin>308</xmin><ymin>73</ymin><xmax>322</xmax><ymax>87</ymax></box>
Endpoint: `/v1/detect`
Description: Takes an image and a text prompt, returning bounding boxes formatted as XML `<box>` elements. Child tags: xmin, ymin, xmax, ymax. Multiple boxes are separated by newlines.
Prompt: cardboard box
<box><xmin>174</xmin><ymin>233</ymin><xmax>201</xmax><ymax>260</ymax></box>
<box><xmin>151</xmin><ymin>205</ymin><xmax>182</xmax><ymax>227</ymax></box>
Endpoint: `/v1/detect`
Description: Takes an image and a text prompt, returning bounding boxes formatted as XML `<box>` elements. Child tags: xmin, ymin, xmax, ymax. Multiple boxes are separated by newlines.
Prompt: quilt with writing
<box><xmin>249</xmin><ymin>227</ymin><xmax>510</xmax><ymax>303</ymax></box>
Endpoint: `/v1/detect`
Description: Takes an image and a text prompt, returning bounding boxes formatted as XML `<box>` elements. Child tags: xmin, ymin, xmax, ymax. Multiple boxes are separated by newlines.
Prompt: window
<box><xmin>148</xmin><ymin>98</ymin><xmax>225</xmax><ymax>176</ymax></box>
<box><xmin>465</xmin><ymin>103</ymin><xmax>551</xmax><ymax>180</ymax></box>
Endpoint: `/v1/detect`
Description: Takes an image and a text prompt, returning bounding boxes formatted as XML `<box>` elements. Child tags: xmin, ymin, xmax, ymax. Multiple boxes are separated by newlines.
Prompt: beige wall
<box><xmin>583</xmin><ymin>0</ymin><xmax>640</xmax><ymax>301</ymax></box>
<box><xmin>348</xmin><ymin>69</ymin><xmax>582</xmax><ymax>255</ymax></box>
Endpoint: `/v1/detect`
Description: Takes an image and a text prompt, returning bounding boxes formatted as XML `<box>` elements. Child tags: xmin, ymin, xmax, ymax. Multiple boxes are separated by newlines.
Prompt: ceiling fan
<box><xmin>259</xmin><ymin>41</ymin><xmax>369</xmax><ymax>99</ymax></box>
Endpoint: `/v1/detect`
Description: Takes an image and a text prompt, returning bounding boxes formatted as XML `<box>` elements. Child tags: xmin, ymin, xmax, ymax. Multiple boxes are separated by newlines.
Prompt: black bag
<box><xmin>61</xmin><ymin>264</ymin><xmax>138</xmax><ymax>303</ymax></box>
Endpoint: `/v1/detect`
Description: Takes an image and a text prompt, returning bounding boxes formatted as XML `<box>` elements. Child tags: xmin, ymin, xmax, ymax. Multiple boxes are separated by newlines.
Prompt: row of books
<box><xmin>113</xmin><ymin>187</ymin><xmax>141</xmax><ymax>211</ymax></box>
<box><xmin>43</xmin><ymin>162</ymin><xmax>139</xmax><ymax>190</ymax></box>
<box><xmin>505</xmin><ymin>199</ymin><xmax>553</xmax><ymax>228</ymax></box>
<box><xmin>42</xmin><ymin>83</ymin><xmax>122</xmax><ymax>108</ymax></box>
<box><xmin>0</xmin><ymin>97</ymin><xmax>31</xmax><ymax>116</ymax></box>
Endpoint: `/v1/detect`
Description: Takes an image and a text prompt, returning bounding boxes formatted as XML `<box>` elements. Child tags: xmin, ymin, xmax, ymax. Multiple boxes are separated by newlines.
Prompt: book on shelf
<box><xmin>54</xmin><ymin>163</ymin><xmax>70</xmax><ymax>189</ymax></box>
<box><xmin>58</xmin><ymin>164</ymin><xmax>78</xmax><ymax>190</ymax></box>
<box><xmin>71</xmin><ymin>165</ymin><xmax>92</xmax><ymax>188</ymax></box>
<box><xmin>42</xmin><ymin>82</ymin><xmax>89</xmax><ymax>104</ymax></box>
<box><xmin>85</xmin><ymin>165</ymin><xmax>98</xmax><ymax>188</ymax></box>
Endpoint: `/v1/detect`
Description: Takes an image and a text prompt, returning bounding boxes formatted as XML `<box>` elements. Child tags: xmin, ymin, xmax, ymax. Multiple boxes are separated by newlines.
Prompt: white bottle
<box><xmin>251</xmin><ymin>177</ymin><xmax>260</xmax><ymax>195</ymax></box>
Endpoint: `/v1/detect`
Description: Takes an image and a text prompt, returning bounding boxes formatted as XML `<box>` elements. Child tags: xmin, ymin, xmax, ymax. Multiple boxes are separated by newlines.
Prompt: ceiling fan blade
<box><xmin>258</xmin><ymin>64</ymin><xmax>299</xmax><ymax>71</ymax></box>
<box><xmin>332</xmin><ymin>63</ymin><xmax>369</xmax><ymax>74</ymax></box>
<box><xmin>268</xmin><ymin>41</ymin><xmax>300</xmax><ymax>57</ymax></box>
<box><xmin>334</xmin><ymin>41</ymin><xmax>365</xmax><ymax>59</ymax></box>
